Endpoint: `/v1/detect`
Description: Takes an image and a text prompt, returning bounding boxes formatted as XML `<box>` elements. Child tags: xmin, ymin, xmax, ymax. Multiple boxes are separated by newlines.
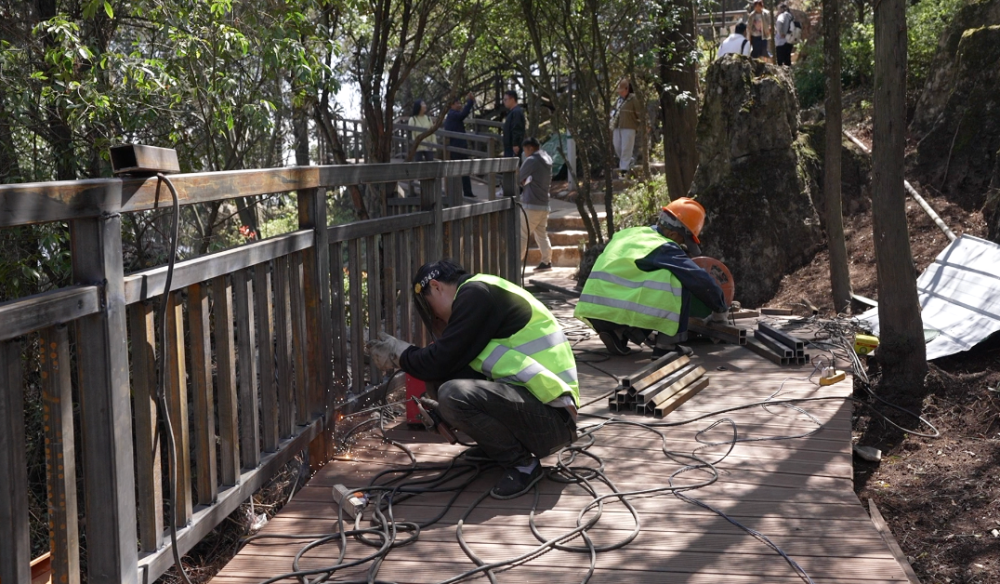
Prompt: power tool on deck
<box><xmin>411</xmin><ymin>396</ymin><xmax>458</xmax><ymax>444</ymax></box>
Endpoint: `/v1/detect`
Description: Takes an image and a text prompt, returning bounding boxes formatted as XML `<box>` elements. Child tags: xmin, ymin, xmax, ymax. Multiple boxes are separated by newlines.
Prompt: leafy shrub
<box><xmin>613</xmin><ymin>174</ymin><xmax>669</xmax><ymax>231</ymax></box>
<box><xmin>907</xmin><ymin>0</ymin><xmax>966</xmax><ymax>94</ymax></box>
<box><xmin>793</xmin><ymin>0</ymin><xmax>966</xmax><ymax>109</ymax></box>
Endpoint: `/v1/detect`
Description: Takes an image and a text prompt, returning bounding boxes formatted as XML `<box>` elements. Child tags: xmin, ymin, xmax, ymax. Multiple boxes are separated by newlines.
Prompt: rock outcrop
<box><xmin>911</xmin><ymin>0</ymin><xmax>1000</xmax><ymax>212</ymax></box>
<box><xmin>987</xmin><ymin>148</ymin><xmax>1000</xmax><ymax>244</ymax></box>
<box><xmin>691</xmin><ymin>55</ymin><xmax>823</xmax><ymax>308</ymax></box>
<box><xmin>797</xmin><ymin>121</ymin><xmax>872</xmax><ymax>219</ymax></box>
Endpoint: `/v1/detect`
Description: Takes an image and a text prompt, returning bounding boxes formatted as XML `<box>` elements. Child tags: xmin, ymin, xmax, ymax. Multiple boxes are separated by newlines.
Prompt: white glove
<box><xmin>365</xmin><ymin>332</ymin><xmax>413</xmax><ymax>371</ymax></box>
<box><xmin>709</xmin><ymin>311</ymin><xmax>729</xmax><ymax>323</ymax></box>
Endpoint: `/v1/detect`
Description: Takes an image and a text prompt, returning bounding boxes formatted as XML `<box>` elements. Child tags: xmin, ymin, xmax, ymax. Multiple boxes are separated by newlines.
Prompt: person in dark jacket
<box><xmin>365</xmin><ymin>260</ymin><xmax>579</xmax><ymax>500</ymax></box>
<box><xmin>575</xmin><ymin>198</ymin><xmax>729</xmax><ymax>359</ymax></box>
<box><xmin>502</xmin><ymin>90</ymin><xmax>526</xmax><ymax>158</ymax></box>
<box><xmin>444</xmin><ymin>93</ymin><xmax>476</xmax><ymax>197</ymax></box>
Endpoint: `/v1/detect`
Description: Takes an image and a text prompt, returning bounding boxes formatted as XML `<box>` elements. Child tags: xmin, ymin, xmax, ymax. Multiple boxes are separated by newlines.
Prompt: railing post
<box><xmin>487</xmin><ymin>139</ymin><xmax>497</xmax><ymax>200</ymax></box>
<box><xmin>70</xmin><ymin>211</ymin><xmax>138</xmax><ymax>584</ymax></box>
<box><xmin>503</xmin><ymin>169</ymin><xmax>521</xmax><ymax>284</ymax></box>
<box><xmin>0</xmin><ymin>340</ymin><xmax>30</xmax><ymax>584</ymax></box>
<box><xmin>420</xmin><ymin>172</ymin><xmax>444</xmax><ymax>262</ymax></box>
<box><xmin>444</xmin><ymin>137</ymin><xmax>461</xmax><ymax>207</ymax></box>
<box><xmin>298</xmin><ymin>187</ymin><xmax>334</xmax><ymax>463</ymax></box>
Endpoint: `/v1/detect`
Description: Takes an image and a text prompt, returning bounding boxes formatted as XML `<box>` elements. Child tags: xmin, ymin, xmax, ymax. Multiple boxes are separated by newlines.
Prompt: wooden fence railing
<box><xmin>0</xmin><ymin>157</ymin><xmax>520</xmax><ymax>584</ymax></box>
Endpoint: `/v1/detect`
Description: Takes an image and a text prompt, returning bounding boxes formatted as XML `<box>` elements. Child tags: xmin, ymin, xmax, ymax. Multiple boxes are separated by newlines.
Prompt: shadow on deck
<box><xmin>212</xmin><ymin>301</ymin><xmax>911</xmax><ymax>584</ymax></box>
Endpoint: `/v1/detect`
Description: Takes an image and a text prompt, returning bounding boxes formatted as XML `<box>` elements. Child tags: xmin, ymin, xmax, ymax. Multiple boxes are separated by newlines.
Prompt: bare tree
<box><xmin>872</xmin><ymin>0</ymin><xmax>927</xmax><ymax>387</ymax></box>
<box><xmin>823</xmin><ymin>0</ymin><xmax>852</xmax><ymax>312</ymax></box>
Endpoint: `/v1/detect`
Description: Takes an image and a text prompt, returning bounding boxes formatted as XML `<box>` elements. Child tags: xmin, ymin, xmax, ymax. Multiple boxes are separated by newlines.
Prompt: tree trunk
<box><xmin>872</xmin><ymin>0</ymin><xmax>927</xmax><ymax>387</ymax></box>
<box><xmin>293</xmin><ymin>104</ymin><xmax>310</xmax><ymax>166</ymax></box>
<box><xmin>823</xmin><ymin>0</ymin><xmax>853</xmax><ymax>313</ymax></box>
<box><xmin>659</xmin><ymin>0</ymin><xmax>699</xmax><ymax>199</ymax></box>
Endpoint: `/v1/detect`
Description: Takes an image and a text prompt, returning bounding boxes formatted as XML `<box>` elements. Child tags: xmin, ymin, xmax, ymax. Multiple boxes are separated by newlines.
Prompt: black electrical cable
<box><xmin>246</xmin><ymin>312</ymin><xmax>940</xmax><ymax>584</ymax></box>
<box><xmin>248</xmin><ymin>395</ymin><xmax>835</xmax><ymax>584</ymax></box>
<box><xmin>151</xmin><ymin>173</ymin><xmax>195</xmax><ymax>584</ymax></box>
<box><xmin>516</xmin><ymin>199</ymin><xmax>530</xmax><ymax>282</ymax></box>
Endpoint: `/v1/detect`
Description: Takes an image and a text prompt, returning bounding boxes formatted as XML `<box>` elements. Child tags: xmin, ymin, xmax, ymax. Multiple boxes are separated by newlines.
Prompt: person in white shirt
<box><xmin>717</xmin><ymin>22</ymin><xmax>752</xmax><ymax>59</ymax></box>
<box><xmin>774</xmin><ymin>4</ymin><xmax>794</xmax><ymax>67</ymax></box>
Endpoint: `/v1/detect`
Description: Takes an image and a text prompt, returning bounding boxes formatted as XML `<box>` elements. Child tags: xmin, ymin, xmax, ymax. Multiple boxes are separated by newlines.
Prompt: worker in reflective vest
<box><xmin>575</xmin><ymin>197</ymin><xmax>729</xmax><ymax>359</ymax></box>
<box><xmin>365</xmin><ymin>259</ymin><xmax>578</xmax><ymax>499</ymax></box>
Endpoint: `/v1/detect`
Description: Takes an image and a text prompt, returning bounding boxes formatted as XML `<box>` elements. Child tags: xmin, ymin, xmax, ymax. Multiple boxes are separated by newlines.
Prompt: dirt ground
<box><xmin>768</xmin><ymin>127</ymin><xmax>1000</xmax><ymax>584</ymax></box>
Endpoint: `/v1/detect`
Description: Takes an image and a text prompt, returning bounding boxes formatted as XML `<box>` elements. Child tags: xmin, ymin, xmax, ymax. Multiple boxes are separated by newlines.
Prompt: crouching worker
<box><xmin>574</xmin><ymin>197</ymin><xmax>729</xmax><ymax>358</ymax></box>
<box><xmin>365</xmin><ymin>260</ymin><xmax>579</xmax><ymax>499</ymax></box>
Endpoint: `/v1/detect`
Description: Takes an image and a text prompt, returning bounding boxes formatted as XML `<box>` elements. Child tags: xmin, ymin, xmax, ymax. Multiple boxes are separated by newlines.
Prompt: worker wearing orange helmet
<box><xmin>574</xmin><ymin>197</ymin><xmax>729</xmax><ymax>358</ymax></box>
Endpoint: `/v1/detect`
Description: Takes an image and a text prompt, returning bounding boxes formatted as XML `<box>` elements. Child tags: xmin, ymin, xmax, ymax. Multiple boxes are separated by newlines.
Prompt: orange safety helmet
<box><xmin>661</xmin><ymin>197</ymin><xmax>706</xmax><ymax>243</ymax></box>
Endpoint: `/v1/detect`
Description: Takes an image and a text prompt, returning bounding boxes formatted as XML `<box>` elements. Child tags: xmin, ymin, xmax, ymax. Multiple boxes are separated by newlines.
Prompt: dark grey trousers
<box><xmin>436</xmin><ymin>379</ymin><xmax>577</xmax><ymax>468</ymax></box>
<box><xmin>589</xmin><ymin>318</ymin><xmax>687</xmax><ymax>348</ymax></box>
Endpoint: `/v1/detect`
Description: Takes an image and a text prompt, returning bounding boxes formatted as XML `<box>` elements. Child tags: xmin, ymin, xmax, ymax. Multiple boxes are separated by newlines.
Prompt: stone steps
<box><xmin>526</xmin><ymin>246</ymin><xmax>580</xmax><ymax>267</ymax></box>
<box><xmin>524</xmin><ymin>214</ymin><xmax>603</xmax><ymax>268</ymax></box>
<box><xmin>546</xmin><ymin>212</ymin><xmax>606</xmax><ymax>232</ymax></box>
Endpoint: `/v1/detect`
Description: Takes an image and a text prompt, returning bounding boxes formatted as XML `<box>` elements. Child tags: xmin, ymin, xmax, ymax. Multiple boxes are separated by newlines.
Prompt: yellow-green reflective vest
<box><xmin>459</xmin><ymin>274</ymin><xmax>580</xmax><ymax>407</ymax></box>
<box><xmin>574</xmin><ymin>226</ymin><xmax>684</xmax><ymax>336</ymax></box>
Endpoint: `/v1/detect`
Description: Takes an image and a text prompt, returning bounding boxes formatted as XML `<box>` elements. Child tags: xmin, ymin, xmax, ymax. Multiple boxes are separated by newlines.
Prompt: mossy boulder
<box><xmin>911</xmin><ymin>0</ymin><xmax>1000</xmax><ymax>136</ymax></box>
<box><xmin>912</xmin><ymin>14</ymin><xmax>1000</xmax><ymax>210</ymax></box>
<box><xmin>691</xmin><ymin>55</ymin><xmax>823</xmax><ymax>308</ymax></box>
<box><xmin>797</xmin><ymin>121</ymin><xmax>872</xmax><ymax>219</ymax></box>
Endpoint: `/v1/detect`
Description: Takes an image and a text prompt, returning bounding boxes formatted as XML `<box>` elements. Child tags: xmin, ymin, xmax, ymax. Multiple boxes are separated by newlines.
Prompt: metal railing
<box><xmin>0</xmin><ymin>157</ymin><xmax>520</xmax><ymax>584</ymax></box>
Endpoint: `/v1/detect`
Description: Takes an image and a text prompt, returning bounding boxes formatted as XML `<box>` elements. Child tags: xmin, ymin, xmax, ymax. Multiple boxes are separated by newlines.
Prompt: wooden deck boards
<box><xmin>211</xmin><ymin>310</ymin><xmax>909</xmax><ymax>583</ymax></box>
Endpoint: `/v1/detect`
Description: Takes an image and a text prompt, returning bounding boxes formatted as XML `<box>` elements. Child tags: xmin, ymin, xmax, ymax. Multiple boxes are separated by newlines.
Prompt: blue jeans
<box><xmin>436</xmin><ymin>379</ymin><xmax>577</xmax><ymax>468</ymax></box>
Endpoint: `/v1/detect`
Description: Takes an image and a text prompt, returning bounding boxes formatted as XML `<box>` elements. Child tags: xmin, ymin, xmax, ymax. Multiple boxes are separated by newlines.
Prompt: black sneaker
<box><xmin>651</xmin><ymin>344</ymin><xmax>693</xmax><ymax>360</ymax></box>
<box><xmin>458</xmin><ymin>446</ymin><xmax>492</xmax><ymax>463</ymax></box>
<box><xmin>534</xmin><ymin>262</ymin><xmax>553</xmax><ymax>272</ymax></box>
<box><xmin>490</xmin><ymin>463</ymin><xmax>544</xmax><ymax>499</ymax></box>
<box><xmin>599</xmin><ymin>331</ymin><xmax>631</xmax><ymax>356</ymax></box>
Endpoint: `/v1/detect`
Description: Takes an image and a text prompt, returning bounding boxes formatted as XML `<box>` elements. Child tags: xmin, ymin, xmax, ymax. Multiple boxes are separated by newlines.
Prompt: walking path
<box><xmin>212</xmin><ymin>298</ymin><xmax>911</xmax><ymax>584</ymax></box>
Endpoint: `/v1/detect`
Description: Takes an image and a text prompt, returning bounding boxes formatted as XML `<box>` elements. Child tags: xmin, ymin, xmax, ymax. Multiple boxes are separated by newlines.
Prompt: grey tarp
<box><xmin>861</xmin><ymin>235</ymin><xmax>1000</xmax><ymax>360</ymax></box>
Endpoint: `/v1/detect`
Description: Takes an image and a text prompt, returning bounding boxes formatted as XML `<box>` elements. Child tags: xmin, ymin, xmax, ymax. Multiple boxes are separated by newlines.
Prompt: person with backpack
<box><xmin>774</xmin><ymin>3</ymin><xmax>795</xmax><ymax>67</ymax></box>
<box><xmin>717</xmin><ymin>22</ymin><xmax>752</xmax><ymax>59</ymax></box>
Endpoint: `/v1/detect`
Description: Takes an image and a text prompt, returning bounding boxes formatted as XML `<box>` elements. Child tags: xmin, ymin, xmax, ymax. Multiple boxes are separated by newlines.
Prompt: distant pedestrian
<box><xmin>610</xmin><ymin>79</ymin><xmax>642</xmax><ymax>176</ymax></box>
<box><xmin>747</xmin><ymin>0</ymin><xmax>771</xmax><ymax>60</ymax></box>
<box><xmin>502</xmin><ymin>90</ymin><xmax>526</xmax><ymax>158</ymax></box>
<box><xmin>445</xmin><ymin>92</ymin><xmax>477</xmax><ymax>197</ymax></box>
<box><xmin>409</xmin><ymin>100</ymin><xmax>437</xmax><ymax>162</ymax></box>
<box><xmin>774</xmin><ymin>3</ymin><xmax>794</xmax><ymax>67</ymax></box>
<box><xmin>518</xmin><ymin>138</ymin><xmax>553</xmax><ymax>272</ymax></box>
<box><xmin>717</xmin><ymin>22</ymin><xmax>752</xmax><ymax>58</ymax></box>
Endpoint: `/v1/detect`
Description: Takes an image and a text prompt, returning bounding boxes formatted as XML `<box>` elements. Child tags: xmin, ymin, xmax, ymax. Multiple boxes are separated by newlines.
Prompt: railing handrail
<box><xmin>392</xmin><ymin>123</ymin><xmax>499</xmax><ymax>145</ymax></box>
<box><xmin>0</xmin><ymin>158</ymin><xmax>522</xmax><ymax>584</ymax></box>
<box><xmin>0</xmin><ymin>158</ymin><xmax>518</xmax><ymax>228</ymax></box>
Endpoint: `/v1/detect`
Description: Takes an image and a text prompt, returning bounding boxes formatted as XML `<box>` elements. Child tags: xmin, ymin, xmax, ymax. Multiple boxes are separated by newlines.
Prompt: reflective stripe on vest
<box><xmin>574</xmin><ymin>226</ymin><xmax>684</xmax><ymax>336</ymax></box>
<box><xmin>460</xmin><ymin>274</ymin><xmax>580</xmax><ymax>407</ymax></box>
<box><xmin>578</xmin><ymin>294</ymin><xmax>681</xmax><ymax>323</ymax></box>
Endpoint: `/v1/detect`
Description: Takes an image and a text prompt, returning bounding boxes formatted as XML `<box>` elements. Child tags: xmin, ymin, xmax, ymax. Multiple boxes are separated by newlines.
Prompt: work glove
<box><xmin>365</xmin><ymin>332</ymin><xmax>413</xmax><ymax>371</ymax></box>
<box><xmin>709</xmin><ymin>311</ymin><xmax>729</xmax><ymax>323</ymax></box>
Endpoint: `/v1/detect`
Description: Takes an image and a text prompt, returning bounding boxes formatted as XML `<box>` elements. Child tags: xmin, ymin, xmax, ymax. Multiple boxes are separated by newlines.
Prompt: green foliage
<box><xmin>613</xmin><ymin>174</ymin><xmax>670</xmax><ymax>231</ymax></box>
<box><xmin>908</xmin><ymin>0</ymin><xmax>966</xmax><ymax>93</ymax></box>
<box><xmin>793</xmin><ymin>0</ymin><xmax>967</xmax><ymax>109</ymax></box>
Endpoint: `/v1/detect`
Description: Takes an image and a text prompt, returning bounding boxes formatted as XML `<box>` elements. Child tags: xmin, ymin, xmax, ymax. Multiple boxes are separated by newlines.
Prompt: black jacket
<box><xmin>443</xmin><ymin>99</ymin><xmax>474</xmax><ymax>150</ymax></box>
<box><xmin>399</xmin><ymin>275</ymin><xmax>532</xmax><ymax>382</ymax></box>
<box><xmin>635</xmin><ymin>227</ymin><xmax>728</xmax><ymax>333</ymax></box>
<box><xmin>502</xmin><ymin>105</ymin><xmax>526</xmax><ymax>153</ymax></box>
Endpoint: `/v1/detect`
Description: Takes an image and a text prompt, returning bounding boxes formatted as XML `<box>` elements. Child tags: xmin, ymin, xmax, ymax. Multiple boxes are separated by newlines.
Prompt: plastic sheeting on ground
<box><xmin>861</xmin><ymin>235</ymin><xmax>1000</xmax><ymax>360</ymax></box>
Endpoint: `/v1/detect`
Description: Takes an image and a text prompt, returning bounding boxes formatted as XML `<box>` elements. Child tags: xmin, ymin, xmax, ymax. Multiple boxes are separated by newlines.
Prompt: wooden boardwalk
<box><xmin>212</xmin><ymin>305</ymin><xmax>910</xmax><ymax>583</ymax></box>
